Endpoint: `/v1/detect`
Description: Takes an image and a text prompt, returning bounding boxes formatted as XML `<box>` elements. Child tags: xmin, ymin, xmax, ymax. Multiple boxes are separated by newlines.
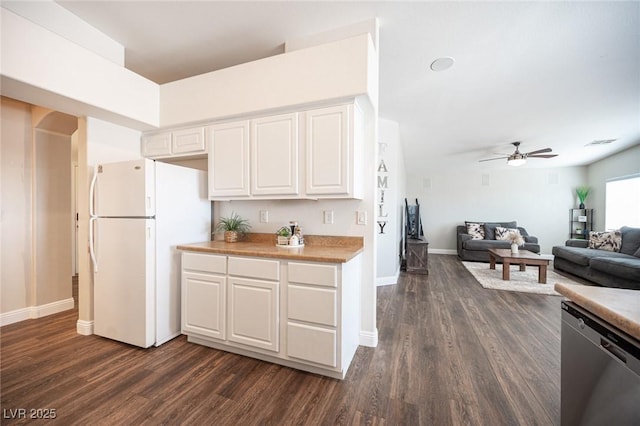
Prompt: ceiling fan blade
<box><xmin>528</xmin><ymin>154</ymin><xmax>558</xmax><ymax>159</ymax></box>
<box><xmin>479</xmin><ymin>156</ymin><xmax>509</xmax><ymax>162</ymax></box>
<box><xmin>526</xmin><ymin>148</ymin><xmax>552</xmax><ymax>155</ymax></box>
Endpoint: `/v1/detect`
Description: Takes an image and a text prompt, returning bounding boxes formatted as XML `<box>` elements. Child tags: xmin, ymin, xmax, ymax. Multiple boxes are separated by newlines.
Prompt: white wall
<box><xmin>1</xmin><ymin>97</ymin><xmax>33</xmax><ymax>314</ymax></box>
<box><xmin>376</xmin><ymin>118</ymin><xmax>405</xmax><ymax>285</ymax></box>
<box><xmin>0</xmin><ymin>8</ymin><xmax>158</xmax><ymax>130</ymax></box>
<box><xmin>1</xmin><ymin>97</ymin><xmax>76</xmax><ymax>325</ymax></box>
<box><xmin>160</xmin><ymin>34</ymin><xmax>376</xmax><ymax>127</ymax></box>
<box><xmin>587</xmin><ymin>144</ymin><xmax>640</xmax><ymax>230</ymax></box>
<box><xmin>406</xmin><ymin>166</ymin><xmax>587</xmax><ymax>255</ymax></box>
<box><xmin>2</xmin><ymin>1</ymin><xmax>125</xmax><ymax>66</ymax></box>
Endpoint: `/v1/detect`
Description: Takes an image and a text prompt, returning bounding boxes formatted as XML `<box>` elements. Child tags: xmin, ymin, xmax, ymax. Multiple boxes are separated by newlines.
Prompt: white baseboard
<box><xmin>376</xmin><ymin>269</ymin><xmax>400</xmax><ymax>286</ymax></box>
<box><xmin>76</xmin><ymin>319</ymin><xmax>94</xmax><ymax>335</ymax></box>
<box><xmin>0</xmin><ymin>298</ymin><xmax>75</xmax><ymax>327</ymax></box>
<box><xmin>428</xmin><ymin>248</ymin><xmax>457</xmax><ymax>255</ymax></box>
<box><xmin>359</xmin><ymin>328</ymin><xmax>378</xmax><ymax>347</ymax></box>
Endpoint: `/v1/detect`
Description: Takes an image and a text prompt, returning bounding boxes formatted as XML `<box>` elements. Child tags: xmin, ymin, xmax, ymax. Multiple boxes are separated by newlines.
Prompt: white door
<box><xmin>227</xmin><ymin>277</ymin><xmax>279</xmax><ymax>352</ymax></box>
<box><xmin>251</xmin><ymin>113</ymin><xmax>299</xmax><ymax>195</ymax></box>
<box><xmin>93</xmin><ymin>218</ymin><xmax>155</xmax><ymax>348</ymax></box>
<box><xmin>95</xmin><ymin>159</ymin><xmax>155</xmax><ymax>217</ymax></box>
<box><xmin>207</xmin><ymin>121</ymin><xmax>250</xmax><ymax>198</ymax></box>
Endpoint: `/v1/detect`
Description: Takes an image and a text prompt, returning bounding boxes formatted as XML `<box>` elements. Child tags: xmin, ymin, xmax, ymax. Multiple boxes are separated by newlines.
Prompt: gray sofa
<box><xmin>457</xmin><ymin>221</ymin><xmax>540</xmax><ymax>262</ymax></box>
<box><xmin>552</xmin><ymin>226</ymin><xmax>640</xmax><ymax>290</ymax></box>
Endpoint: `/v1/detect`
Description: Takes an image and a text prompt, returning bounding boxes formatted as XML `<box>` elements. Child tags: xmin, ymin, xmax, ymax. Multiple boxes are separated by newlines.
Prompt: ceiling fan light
<box><xmin>507</xmin><ymin>157</ymin><xmax>526</xmax><ymax>166</ymax></box>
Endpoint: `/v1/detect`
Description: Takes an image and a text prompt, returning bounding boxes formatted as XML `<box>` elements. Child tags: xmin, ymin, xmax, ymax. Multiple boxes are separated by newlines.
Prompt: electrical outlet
<box><xmin>323</xmin><ymin>210</ymin><xmax>334</xmax><ymax>224</ymax></box>
<box><xmin>260</xmin><ymin>210</ymin><xmax>269</xmax><ymax>223</ymax></box>
<box><xmin>357</xmin><ymin>210</ymin><xmax>367</xmax><ymax>225</ymax></box>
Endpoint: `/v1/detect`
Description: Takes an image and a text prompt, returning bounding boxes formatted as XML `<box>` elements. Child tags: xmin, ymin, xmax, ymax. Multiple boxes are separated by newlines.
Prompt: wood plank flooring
<box><xmin>1</xmin><ymin>255</ymin><xmax>561</xmax><ymax>425</ymax></box>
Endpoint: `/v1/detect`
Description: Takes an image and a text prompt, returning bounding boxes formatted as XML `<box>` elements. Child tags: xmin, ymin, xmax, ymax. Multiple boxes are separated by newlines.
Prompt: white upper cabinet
<box><xmin>207</xmin><ymin>121</ymin><xmax>250</xmax><ymax>198</ymax></box>
<box><xmin>305</xmin><ymin>104</ymin><xmax>362</xmax><ymax>199</ymax></box>
<box><xmin>172</xmin><ymin>127</ymin><xmax>205</xmax><ymax>154</ymax></box>
<box><xmin>251</xmin><ymin>113</ymin><xmax>299</xmax><ymax>196</ymax></box>
<box><xmin>141</xmin><ymin>132</ymin><xmax>172</xmax><ymax>157</ymax></box>
<box><xmin>142</xmin><ymin>127</ymin><xmax>207</xmax><ymax>159</ymax></box>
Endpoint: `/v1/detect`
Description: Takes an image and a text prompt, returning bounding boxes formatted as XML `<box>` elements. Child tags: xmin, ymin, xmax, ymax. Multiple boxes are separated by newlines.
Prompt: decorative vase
<box><xmin>511</xmin><ymin>243</ymin><xmax>519</xmax><ymax>254</ymax></box>
<box><xmin>579</xmin><ymin>202</ymin><xmax>585</xmax><ymax>209</ymax></box>
<box><xmin>224</xmin><ymin>231</ymin><xmax>238</xmax><ymax>243</ymax></box>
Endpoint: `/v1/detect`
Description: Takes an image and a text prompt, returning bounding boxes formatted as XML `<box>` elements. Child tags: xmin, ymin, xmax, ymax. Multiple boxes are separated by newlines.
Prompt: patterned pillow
<box><xmin>495</xmin><ymin>227</ymin><xmax>521</xmax><ymax>241</ymax></box>
<box><xmin>465</xmin><ymin>222</ymin><xmax>485</xmax><ymax>240</ymax></box>
<box><xmin>588</xmin><ymin>230</ymin><xmax>622</xmax><ymax>252</ymax></box>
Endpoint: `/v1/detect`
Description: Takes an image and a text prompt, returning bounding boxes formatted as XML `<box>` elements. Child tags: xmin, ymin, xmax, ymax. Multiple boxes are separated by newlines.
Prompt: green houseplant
<box><xmin>276</xmin><ymin>226</ymin><xmax>291</xmax><ymax>245</ymax></box>
<box><xmin>576</xmin><ymin>186</ymin><xmax>590</xmax><ymax>209</ymax></box>
<box><xmin>215</xmin><ymin>212</ymin><xmax>251</xmax><ymax>243</ymax></box>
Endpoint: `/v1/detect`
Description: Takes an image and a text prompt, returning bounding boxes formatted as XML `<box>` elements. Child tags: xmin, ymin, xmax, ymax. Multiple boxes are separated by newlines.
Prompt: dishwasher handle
<box><xmin>601</xmin><ymin>338</ymin><xmax>628</xmax><ymax>364</ymax></box>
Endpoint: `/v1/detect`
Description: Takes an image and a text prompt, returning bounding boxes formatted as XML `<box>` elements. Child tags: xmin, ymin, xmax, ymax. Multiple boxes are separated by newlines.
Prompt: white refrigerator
<box><xmin>89</xmin><ymin>158</ymin><xmax>210</xmax><ymax>348</ymax></box>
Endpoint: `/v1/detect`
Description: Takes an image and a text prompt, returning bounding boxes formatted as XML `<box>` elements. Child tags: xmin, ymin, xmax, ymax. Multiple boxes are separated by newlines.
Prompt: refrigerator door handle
<box><xmin>89</xmin><ymin>167</ymin><xmax>99</xmax><ymax>217</ymax></box>
<box><xmin>89</xmin><ymin>217</ymin><xmax>98</xmax><ymax>272</ymax></box>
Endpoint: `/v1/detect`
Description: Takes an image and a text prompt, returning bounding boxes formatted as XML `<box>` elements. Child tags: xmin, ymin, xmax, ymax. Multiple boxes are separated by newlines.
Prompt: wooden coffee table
<box><xmin>488</xmin><ymin>248</ymin><xmax>550</xmax><ymax>284</ymax></box>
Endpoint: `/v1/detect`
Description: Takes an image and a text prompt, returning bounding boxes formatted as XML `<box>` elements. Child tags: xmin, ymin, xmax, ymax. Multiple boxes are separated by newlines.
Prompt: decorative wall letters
<box><xmin>377</xmin><ymin>143</ymin><xmax>389</xmax><ymax>234</ymax></box>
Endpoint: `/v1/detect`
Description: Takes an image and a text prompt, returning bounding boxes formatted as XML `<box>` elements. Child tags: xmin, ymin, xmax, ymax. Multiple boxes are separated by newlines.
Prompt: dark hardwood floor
<box><xmin>1</xmin><ymin>255</ymin><xmax>561</xmax><ymax>425</ymax></box>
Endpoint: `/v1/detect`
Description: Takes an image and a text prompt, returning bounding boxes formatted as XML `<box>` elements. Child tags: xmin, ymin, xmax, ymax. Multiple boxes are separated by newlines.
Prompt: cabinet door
<box><xmin>142</xmin><ymin>132</ymin><xmax>172</xmax><ymax>158</ymax></box>
<box><xmin>182</xmin><ymin>271</ymin><xmax>226</xmax><ymax>340</ymax></box>
<box><xmin>305</xmin><ymin>105</ymin><xmax>351</xmax><ymax>195</ymax></box>
<box><xmin>228</xmin><ymin>277</ymin><xmax>279</xmax><ymax>352</ymax></box>
<box><xmin>172</xmin><ymin>127</ymin><xmax>206</xmax><ymax>154</ymax></box>
<box><xmin>251</xmin><ymin>113</ymin><xmax>299</xmax><ymax>195</ymax></box>
<box><xmin>208</xmin><ymin>121</ymin><xmax>250</xmax><ymax>198</ymax></box>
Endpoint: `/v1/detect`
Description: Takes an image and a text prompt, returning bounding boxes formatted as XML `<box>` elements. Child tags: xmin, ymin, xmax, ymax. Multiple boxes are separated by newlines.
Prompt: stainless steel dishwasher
<box><xmin>561</xmin><ymin>301</ymin><xmax>640</xmax><ymax>425</ymax></box>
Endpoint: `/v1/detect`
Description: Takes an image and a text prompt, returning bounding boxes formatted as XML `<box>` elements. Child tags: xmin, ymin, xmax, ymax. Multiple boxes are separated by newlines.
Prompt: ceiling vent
<box><xmin>585</xmin><ymin>139</ymin><xmax>616</xmax><ymax>147</ymax></box>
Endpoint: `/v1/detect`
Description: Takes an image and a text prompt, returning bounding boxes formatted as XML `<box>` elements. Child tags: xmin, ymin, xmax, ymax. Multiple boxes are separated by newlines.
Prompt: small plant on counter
<box><xmin>215</xmin><ymin>212</ymin><xmax>251</xmax><ymax>243</ymax></box>
<box><xmin>276</xmin><ymin>226</ymin><xmax>291</xmax><ymax>245</ymax></box>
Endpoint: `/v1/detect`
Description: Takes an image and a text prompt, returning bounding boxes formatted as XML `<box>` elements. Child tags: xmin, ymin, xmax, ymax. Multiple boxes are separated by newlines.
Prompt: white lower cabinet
<box><xmin>181</xmin><ymin>253</ymin><xmax>227</xmax><ymax>341</ymax></box>
<box><xmin>228</xmin><ymin>277</ymin><xmax>279</xmax><ymax>352</ymax></box>
<box><xmin>180</xmin><ymin>251</ymin><xmax>361</xmax><ymax>379</ymax></box>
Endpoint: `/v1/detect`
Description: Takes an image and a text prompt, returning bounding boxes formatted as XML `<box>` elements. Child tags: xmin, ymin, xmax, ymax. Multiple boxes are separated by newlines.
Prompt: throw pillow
<box><xmin>484</xmin><ymin>221</ymin><xmax>517</xmax><ymax>239</ymax></box>
<box><xmin>495</xmin><ymin>227</ymin><xmax>522</xmax><ymax>241</ymax></box>
<box><xmin>465</xmin><ymin>222</ymin><xmax>485</xmax><ymax>240</ymax></box>
<box><xmin>588</xmin><ymin>230</ymin><xmax>622</xmax><ymax>252</ymax></box>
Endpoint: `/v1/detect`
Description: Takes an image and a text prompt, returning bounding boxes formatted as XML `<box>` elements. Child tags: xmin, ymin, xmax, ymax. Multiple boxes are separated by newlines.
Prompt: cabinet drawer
<box><xmin>182</xmin><ymin>252</ymin><xmax>226</xmax><ymax>274</ymax></box>
<box><xmin>228</xmin><ymin>257</ymin><xmax>279</xmax><ymax>281</ymax></box>
<box><xmin>288</xmin><ymin>284</ymin><xmax>336</xmax><ymax>326</ymax></box>
<box><xmin>287</xmin><ymin>323</ymin><xmax>337</xmax><ymax>367</ymax></box>
<box><xmin>288</xmin><ymin>262</ymin><xmax>337</xmax><ymax>287</ymax></box>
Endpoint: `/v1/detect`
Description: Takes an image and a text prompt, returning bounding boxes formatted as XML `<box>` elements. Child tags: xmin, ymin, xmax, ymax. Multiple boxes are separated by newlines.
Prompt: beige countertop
<box><xmin>177</xmin><ymin>233</ymin><xmax>364</xmax><ymax>263</ymax></box>
<box><xmin>555</xmin><ymin>283</ymin><xmax>640</xmax><ymax>341</ymax></box>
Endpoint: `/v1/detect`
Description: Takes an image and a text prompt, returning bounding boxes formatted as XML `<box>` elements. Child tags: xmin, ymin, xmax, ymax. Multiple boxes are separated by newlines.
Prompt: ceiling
<box><xmin>55</xmin><ymin>1</ymin><xmax>640</xmax><ymax>174</ymax></box>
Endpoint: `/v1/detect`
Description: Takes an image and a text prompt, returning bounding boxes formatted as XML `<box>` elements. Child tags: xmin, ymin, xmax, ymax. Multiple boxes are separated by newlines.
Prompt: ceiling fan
<box><xmin>479</xmin><ymin>142</ymin><xmax>558</xmax><ymax>166</ymax></box>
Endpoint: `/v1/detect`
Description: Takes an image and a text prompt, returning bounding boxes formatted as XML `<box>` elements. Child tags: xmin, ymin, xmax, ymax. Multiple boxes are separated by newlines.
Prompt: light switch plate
<box><xmin>260</xmin><ymin>210</ymin><xmax>269</xmax><ymax>223</ymax></box>
<box><xmin>357</xmin><ymin>210</ymin><xmax>367</xmax><ymax>225</ymax></box>
<box><xmin>323</xmin><ymin>210</ymin><xmax>334</xmax><ymax>224</ymax></box>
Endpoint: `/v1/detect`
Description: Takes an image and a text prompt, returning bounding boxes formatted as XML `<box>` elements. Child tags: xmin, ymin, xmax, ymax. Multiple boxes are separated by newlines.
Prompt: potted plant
<box><xmin>215</xmin><ymin>212</ymin><xmax>251</xmax><ymax>243</ymax></box>
<box><xmin>276</xmin><ymin>226</ymin><xmax>291</xmax><ymax>245</ymax></box>
<box><xmin>576</xmin><ymin>186</ymin><xmax>590</xmax><ymax>209</ymax></box>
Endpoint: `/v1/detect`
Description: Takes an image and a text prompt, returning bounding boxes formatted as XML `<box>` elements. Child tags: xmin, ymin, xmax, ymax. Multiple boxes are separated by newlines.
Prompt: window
<box><xmin>605</xmin><ymin>174</ymin><xmax>640</xmax><ymax>229</ymax></box>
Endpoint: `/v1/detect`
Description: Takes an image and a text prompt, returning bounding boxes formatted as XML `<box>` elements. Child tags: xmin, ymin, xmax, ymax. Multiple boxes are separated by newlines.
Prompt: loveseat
<box><xmin>552</xmin><ymin>226</ymin><xmax>640</xmax><ymax>290</ymax></box>
<box><xmin>457</xmin><ymin>221</ymin><xmax>540</xmax><ymax>262</ymax></box>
